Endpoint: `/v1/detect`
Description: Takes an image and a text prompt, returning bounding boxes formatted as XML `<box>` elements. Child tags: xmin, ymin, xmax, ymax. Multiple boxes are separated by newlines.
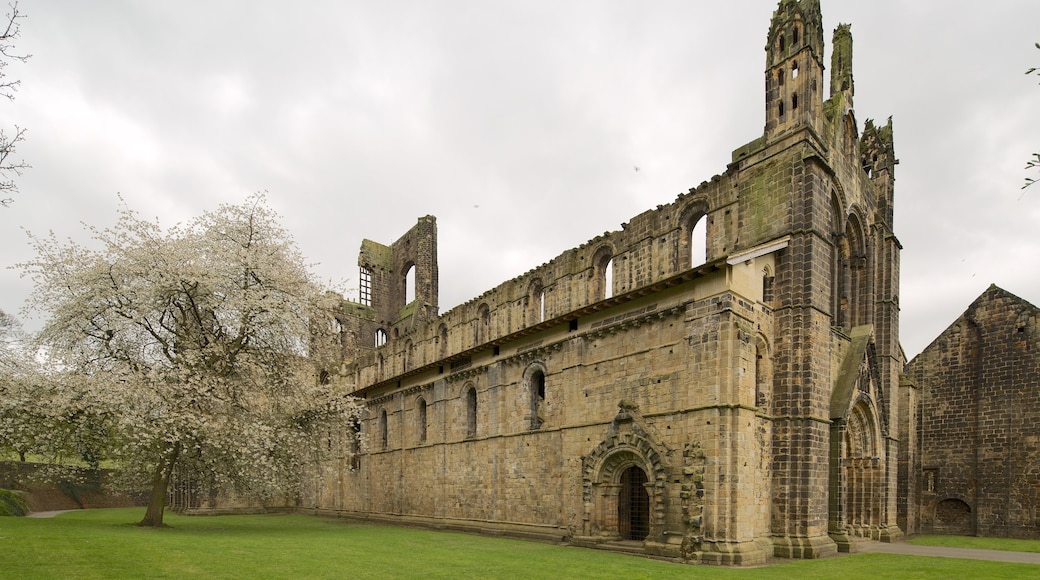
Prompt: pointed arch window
<box><xmin>375</xmin><ymin>328</ymin><xmax>388</xmax><ymax>347</ymax></box>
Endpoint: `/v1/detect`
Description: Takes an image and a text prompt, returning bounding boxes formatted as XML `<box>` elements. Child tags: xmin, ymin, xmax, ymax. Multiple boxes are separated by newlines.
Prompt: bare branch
<box><xmin>0</xmin><ymin>2</ymin><xmax>28</xmax><ymax>206</ymax></box>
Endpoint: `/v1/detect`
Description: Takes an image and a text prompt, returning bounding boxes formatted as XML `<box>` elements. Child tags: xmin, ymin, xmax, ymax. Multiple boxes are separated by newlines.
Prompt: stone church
<box><xmin>305</xmin><ymin>0</ymin><xmax>905</xmax><ymax>564</ymax></box>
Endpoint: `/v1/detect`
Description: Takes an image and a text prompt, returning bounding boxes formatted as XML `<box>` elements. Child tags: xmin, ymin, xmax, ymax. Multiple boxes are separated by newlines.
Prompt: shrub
<box><xmin>0</xmin><ymin>488</ymin><xmax>28</xmax><ymax>516</ymax></box>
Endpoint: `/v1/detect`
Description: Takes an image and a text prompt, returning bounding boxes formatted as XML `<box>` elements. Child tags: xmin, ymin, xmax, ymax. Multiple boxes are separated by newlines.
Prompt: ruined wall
<box><xmin>906</xmin><ymin>285</ymin><xmax>1040</xmax><ymax>538</ymax></box>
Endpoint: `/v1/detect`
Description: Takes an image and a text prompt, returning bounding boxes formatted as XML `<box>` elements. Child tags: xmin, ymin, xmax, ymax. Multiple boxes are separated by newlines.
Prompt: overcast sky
<box><xmin>1</xmin><ymin>1</ymin><xmax>1038</xmax><ymax>360</ymax></box>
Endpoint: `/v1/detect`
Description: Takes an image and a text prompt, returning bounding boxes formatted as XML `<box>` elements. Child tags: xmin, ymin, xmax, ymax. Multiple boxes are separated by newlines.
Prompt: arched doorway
<box><xmin>618</xmin><ymin>466</ymin><xmax>649</xmax><ymax>541</ymax></box>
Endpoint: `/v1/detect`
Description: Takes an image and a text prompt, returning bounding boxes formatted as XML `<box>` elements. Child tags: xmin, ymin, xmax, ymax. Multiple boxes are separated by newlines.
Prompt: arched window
<box><xmin>380</xmin><ymin>409</ymin><xmax>388</xmax><ymax>450</ymax></box>
<box><xmin>417</xmin><ymin>398</ymin><xmax>427</xmax><ymax>444</ymax></box>
<box><xmin>690</xmin><ymin>217</ymin><xmax>707</xmax><ymax>266</ymax></box>
<box><xmin>593</xmin><ymin>247</ymin><xmax>614</xmax><ymax>300</ymax></box>
<box><xmin>681</xmin><ymin>203</ymin><xmax>709</xmax><ymax>270</ymax></box>
<box><xmin>530</xmin><ymin>368</ymin><xmax>546</xmax><ymax>429</ymax></box>
<box><xmin>792</xmin><ymin>93</ymin><xmax>798</xmax><ymax>110</ymax></box>
<box><xmin>405</xmin><ymin>264</ymin><xmax>415</xmax><ymax>304</ymax></box>
<box><xmin>375</xmin><ymin>328</ymin><xmax>388</xmax><ymax>347</ymax></box>
<box><xmin>465</xmin><ymin>387</ymin><xmax>477</xmax><ymax>438</ymax></box>
<box><xmin>792</xmin><ymin>62</ymin><xmax>799</xmax><ymax>79</ymax></box>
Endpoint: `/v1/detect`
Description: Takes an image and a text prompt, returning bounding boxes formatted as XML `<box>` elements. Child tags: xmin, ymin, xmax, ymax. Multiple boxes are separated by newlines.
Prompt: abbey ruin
<box><xmin>294</xmin><ymin>0</ymin><xmax>1038</xmax><ymax>565</ymax></box>
<box><xmin>300</xmin><ymin>1</ymin><xmax>897</xmax><ymax>564</ymax></box>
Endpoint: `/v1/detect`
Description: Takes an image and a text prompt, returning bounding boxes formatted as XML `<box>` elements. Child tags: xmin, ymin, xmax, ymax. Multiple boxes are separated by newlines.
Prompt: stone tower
<box><xmin>735</xmin><ymin>0</ymin><xmax>904</xmax><ymax>556</ymax></box>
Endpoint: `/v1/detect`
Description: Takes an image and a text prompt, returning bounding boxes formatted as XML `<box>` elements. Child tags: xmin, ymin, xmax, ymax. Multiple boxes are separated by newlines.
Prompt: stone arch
<box><xmin>934</xmin><ymin>498</ymin><xmax>973</xmax><ymax>536</ymax></box>
<box><xmin>582</xmin><ymin>414</ymin><xmax>669</xmax><ymax>542</ymax></box>
<box><xmin>841</xmin><ymin>397</ymin><xmax>884</xmax><ymax>537</ymax></box>
<box><xmin>679</xmin><ymin>199</ymin><xmax>710</xmax><ymax>270</ymax></box>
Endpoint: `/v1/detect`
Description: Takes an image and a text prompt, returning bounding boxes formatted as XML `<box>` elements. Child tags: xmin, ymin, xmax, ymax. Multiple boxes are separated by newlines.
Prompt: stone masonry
<box><xmin>303</xmin><ymin>0</ymin><xmax>904</xmax><ymax>565</ymax></box>
<box><xmin>903</xmin><ymin>285</ymin><xmax>1040</xmax><ymax>539</ymax></box>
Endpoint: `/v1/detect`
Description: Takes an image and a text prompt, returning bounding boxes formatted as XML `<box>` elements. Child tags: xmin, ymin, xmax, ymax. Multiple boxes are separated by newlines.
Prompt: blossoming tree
<box><xmin>19</xmin><ymin>194</ymin><xmax>360</xmax><ymax>526</ymax></box>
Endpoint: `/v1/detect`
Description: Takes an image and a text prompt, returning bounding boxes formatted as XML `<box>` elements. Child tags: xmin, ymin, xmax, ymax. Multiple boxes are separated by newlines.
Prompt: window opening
<box><xmin>792</xmin><ymin>62</ymin><xmax>799</xmax><ymax>79</ymax></box>
<box><xmin>380</xmin><ymin>409</ymin><xmax>388</xmax><ymax>450</ymax></box>
<box><xmin>539</xmin><ymin>289</ymin><xmax>546</xmax><ymax>322</ymax></box>
<box><xmin>792</xmin><ymin>93</ymin><xmax>798</xmax><ymax>110</ymax></box>
<box><xmin>618</xmin><ymin>466</ymin><xmax>650</xmax><ymax>540</ymax></box>
<box><xmin>359</xmin><ymin>267</ymin><xmax>372</xmax><ymax>306</ymax></box>
<box><xmin>779</xmin><ymin>101</ymin><xmax>785</xmax><ymax>117</ymax></box>
<box><xmin>604</xmin><ymin>258</ymin><xmax>614</xmax><ymax>299</ymax></box>
<box><xmin>375</xmin><ymin>328</ymin><xmax>388</xmax><ymax>347</ymax></box>
<box><xmin>778</xmin><ymin>69</ymin><xmax>785</xmax><ymax>86</ymax></box>
<box><xmin>417</xmin><ymin>398</ymin><xmax>427</xmax><ymax>444</ymax></box>
<box><xmin>405</xmin><ymin>265</ymin><xmax>415</xmax><ymax>304</ymax></box>
<box><xmin>792</xmin><ymin>26</ymin><xmax>799</xmax><ymax>46</ymax></box>
<box><xmin>690</xmin><ymin>216</ymin><xmax>707</xmax><ymax>266</ymax></box>
<box><xmin>349</xmin><ymin>419</ymin><xmax>361</xmax><ymax>470</ymax></box>
<box><xmin>465</xmin><ymin>388</ymin><xmax>477</xmax><ymax>438</ymax></box>
<box><xmin>530</xmin><ymin>369</ymin><xmax>546</xmax><ymax>429</ymax></box>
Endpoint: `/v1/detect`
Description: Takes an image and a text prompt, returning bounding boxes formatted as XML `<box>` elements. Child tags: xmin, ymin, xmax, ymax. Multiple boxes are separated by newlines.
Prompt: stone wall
<box><xmin>905</xmin><ymin>285</ymin><xmax>1040</xmax><ymax>538</ymax></box>
<box><xmin>0</xmin><ymin>461</ymin><xmax>145</xmax><ymax>512</ymax></box>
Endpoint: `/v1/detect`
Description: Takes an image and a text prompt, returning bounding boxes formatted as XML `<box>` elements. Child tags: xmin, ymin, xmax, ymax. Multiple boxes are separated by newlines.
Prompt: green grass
<box><xmin>1</xmin><ymin>509</ymin><xmax>1037</xmax><ymax>579</ymax></box>
<box><xmin>909</xmin><ymin>534</ymin><xmax>1040</xmax><ymax>553</ymax></box>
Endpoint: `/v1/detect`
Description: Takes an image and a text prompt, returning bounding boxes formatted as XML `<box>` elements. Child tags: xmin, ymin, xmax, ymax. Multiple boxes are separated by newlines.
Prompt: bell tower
<box><xmin>764</xmin><ymin>0</ymin><xmax>825</xmax><ymax>138</ymax></box>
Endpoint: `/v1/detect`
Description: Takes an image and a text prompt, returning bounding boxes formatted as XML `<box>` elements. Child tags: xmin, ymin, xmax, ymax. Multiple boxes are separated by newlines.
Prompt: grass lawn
<box><xmin>1</xmin><ymin>509</ymin><xmax>1038</xmax><ymax>579</ymax></box>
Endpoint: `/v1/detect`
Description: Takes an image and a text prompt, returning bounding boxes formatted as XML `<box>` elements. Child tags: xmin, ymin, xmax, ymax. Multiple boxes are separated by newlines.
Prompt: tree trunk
<box><xmin>138</xmin><ymin>443</ymin><xmax>181</xmax><ymax>527</ymax></box>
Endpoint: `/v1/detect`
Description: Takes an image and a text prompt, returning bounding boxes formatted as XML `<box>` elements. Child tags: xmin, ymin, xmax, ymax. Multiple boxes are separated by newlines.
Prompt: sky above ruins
<box><xmin>1</xmin><ymin>0</ymin><xmax>1038</xmax><ymax>359</ymax></box>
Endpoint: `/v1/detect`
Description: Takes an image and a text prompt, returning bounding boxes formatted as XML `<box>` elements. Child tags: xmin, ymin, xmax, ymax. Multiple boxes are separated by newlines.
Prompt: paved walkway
<box><xmin>855</xmin><ymin>539</ymin><xmax>1040</xmax><ymax>565</ymax></box>
<box><xmin>25</xmin><ymin>509</ymin><xmax>81</xmax><ymax>518</ymax></box>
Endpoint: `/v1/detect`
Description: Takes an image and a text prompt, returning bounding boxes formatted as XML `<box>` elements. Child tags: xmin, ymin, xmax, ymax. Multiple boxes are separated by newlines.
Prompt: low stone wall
<box><xmin>0</xmin><ymin>461</ymin><xmax>146</xmax><ymax>513</ymax></box>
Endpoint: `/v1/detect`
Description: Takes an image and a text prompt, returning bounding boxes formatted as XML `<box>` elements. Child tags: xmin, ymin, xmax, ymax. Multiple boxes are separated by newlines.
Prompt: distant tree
<box><xmin>1026</xmin><ymin>42</ymin><xmax>1039</xmax><ymax>191</ymax></box>
<box><xmin>19</xmin><ymin>194</ymin><xmax>360</xmax><ymax>526</ymax></box>
<box><xmin>0</xmin><ymin>2</ymin><xmax>28</xmax><ymax>207</ymax></box>
<box><xmin>0</xmin><ymin>308</ymin><xmax>20</xmax><ymax>368</ymax></box>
